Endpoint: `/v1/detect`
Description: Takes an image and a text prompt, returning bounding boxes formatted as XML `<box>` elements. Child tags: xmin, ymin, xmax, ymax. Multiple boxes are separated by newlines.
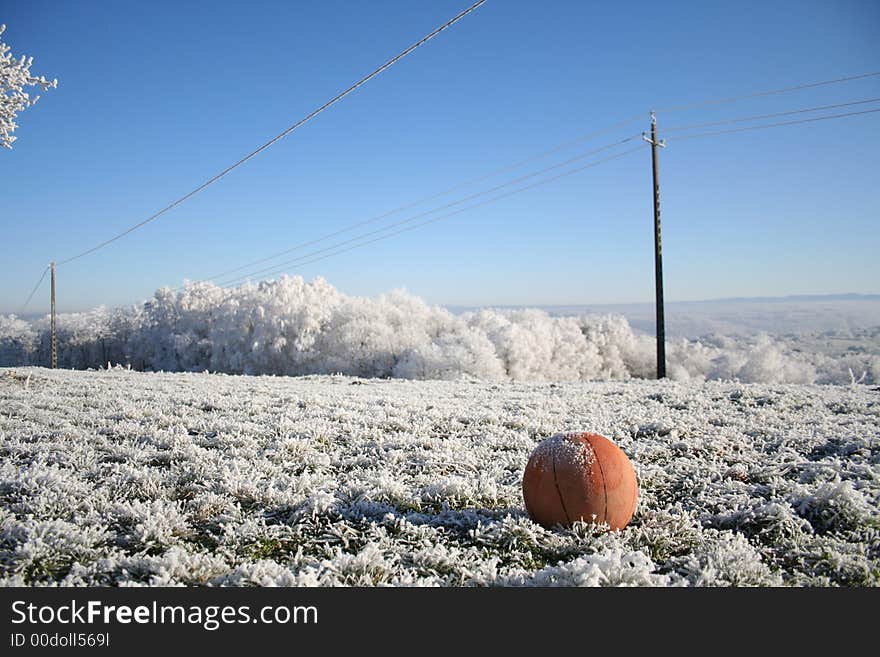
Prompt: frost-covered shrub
<box><xmin>735</xmin><ymin>334</ymin><xmax>816</xmax><ymax>384</ymax></box>
<box><xmin>0</xmin><ymin>314</ymin><xmax>37</xmax><ymax>365</ymax></box>
<box><xmin>392</xmin><ymin>327</ymin><xmax>506</xmax><ymax>380</ymax></box>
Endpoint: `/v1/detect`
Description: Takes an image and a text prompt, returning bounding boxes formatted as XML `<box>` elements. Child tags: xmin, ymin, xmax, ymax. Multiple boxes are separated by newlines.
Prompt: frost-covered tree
<box><xmin>1</xmin><ymin>24</ymin><xmax>57</xmax><ymax>149</ymax></box>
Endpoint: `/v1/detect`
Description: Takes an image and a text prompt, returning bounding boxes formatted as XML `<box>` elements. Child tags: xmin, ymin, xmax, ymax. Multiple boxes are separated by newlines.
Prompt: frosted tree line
<box><xmin>1</xmin><ymin>276</ymin><xmax>878</xmax><ymax>384</ymax></box>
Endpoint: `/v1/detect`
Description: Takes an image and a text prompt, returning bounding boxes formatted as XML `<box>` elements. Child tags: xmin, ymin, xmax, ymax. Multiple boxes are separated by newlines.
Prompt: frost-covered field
<box><xmin>1</xmin><ymin>367</ymin><xmax>878</xmax><ymax>587</ymax></box>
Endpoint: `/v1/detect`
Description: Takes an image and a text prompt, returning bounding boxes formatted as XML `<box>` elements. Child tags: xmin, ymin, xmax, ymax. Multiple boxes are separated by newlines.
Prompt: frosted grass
<box><xmin>2</xmin><ymin>367</ymin><xmax>877</xmax><ymax>586</ymax></box>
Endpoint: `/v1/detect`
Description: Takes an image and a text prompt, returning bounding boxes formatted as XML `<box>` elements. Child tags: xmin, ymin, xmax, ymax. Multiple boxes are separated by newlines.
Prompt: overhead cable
<box><xmin>661</xmin><ymin>97</ymin><xmax>880</xmax><ymax>133</ymax></box>
<box><xmin>654</xmin><ymin>71</ymin><xmax>880</xmax><ymax>113</ymax></box>
<box><xmin>217</xmin><ymin>136</ymin><xmax>642</xmax><ymax>286</ymax></box>
<box><xmin>185</xmin><ymin>114</ymin><xmax>645</xmax><ymax>287</ymax></box>
<box><xmin>56</xmin><ymin>0</ymin><xmax>489</xmax><ymax>267</ymax></box>
<box><xmin>20</xmin><ymin>266</ymin><xmax>50</xmax><ymax>313</ymax></box>
<box><xmin>219</xmin><ymin>145</ymin><xmax>648</xmax><ymax>289</ymax></box>
<box><xmin>664</xmin><ymin>108</ymin><xmax>880</xmax><ymax>141</ymax></box>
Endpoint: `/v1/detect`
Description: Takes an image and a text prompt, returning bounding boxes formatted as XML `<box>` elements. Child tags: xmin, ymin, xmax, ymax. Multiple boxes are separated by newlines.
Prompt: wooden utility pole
<box><xmin>50</xmin><ymin>261</ymin><xmax>57</xmax><ymax>369</ymax></box>
<box><xmin>643</xmin><ymin>113</ymin><xmax>666</xmax><ymax>379</ymax></box>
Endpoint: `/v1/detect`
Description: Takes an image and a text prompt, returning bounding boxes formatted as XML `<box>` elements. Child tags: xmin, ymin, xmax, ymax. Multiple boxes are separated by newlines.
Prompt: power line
<box><xmin>216</xmin><ymin>105</ymin><xmax>880</xmax><ymax>289</ymax></box>
<box><xmin>55</xmin><ymin>0</ymin><xmax>489</xmax><ymax>268</ymax></box>
<box><xmin>182</xmin><ymin>114</ymin><xmax>645</xmax><ymax>288</ymax></box>
<box><xmin>662</xmin><ymin>97</ymin><xmax>880</xmax><ymax>133</ymax></box>
<box><xmin>221</xmin><ymin>145</ymin><xmax>646</xmax><ymax>289</ymax></box>
<box><xmin>216</xmin><ymin>135</ymin><xmax>642</xmax><ymax>287</ymax></box>
<box><xmin>20</xmin><ymin>266</ymin><xmax>50</xmax><ymax>314</ymax></box>
<box><xmin>665</xmin><ymin>108</ymin><xmax>880</xmax><ymax>142</ymax></box>
<box><xmin>218</xmin><ymin>145</ymin><xmax>648</xmax><ymax>289</ymax></box>
<box><xmin>655</xmin><ymin>71</ymin><xmax>880</xmax><ymax>113</ymax></box>
<box><xmin>32</xmin><ymin>61</ymin><xmax>879</xmax><ymax>301</ymax></box>
<box><xmin>196</xmin><ymin>73</ymin><xmax>880</xmax><ymax>290</ymax></box>
<box><xmin>216</xmin><ymin>134</ymin><xmax>642</xmax><ymax>285</ymax></box>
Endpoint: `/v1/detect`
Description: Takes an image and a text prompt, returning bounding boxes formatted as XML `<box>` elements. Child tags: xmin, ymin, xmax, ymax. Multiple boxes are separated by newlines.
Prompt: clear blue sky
<box><xmin>1</xmin><ymin>0</ymin><xmax>878</xmax><ymax>313</ymax></box>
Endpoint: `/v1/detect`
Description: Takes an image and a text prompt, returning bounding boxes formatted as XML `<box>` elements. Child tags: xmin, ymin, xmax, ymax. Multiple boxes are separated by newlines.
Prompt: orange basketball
<box><xmin>522</xmin><ymin>432</ymin><xmax>638</xmax><ymax>531</ymax></box>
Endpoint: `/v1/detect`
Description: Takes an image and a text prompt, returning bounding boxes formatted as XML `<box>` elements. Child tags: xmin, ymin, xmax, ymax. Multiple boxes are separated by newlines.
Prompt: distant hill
<box><xmin>447</xmin><ymin>294</ymin><xmax>880</xmax><ymax>338</ymax></box>
<box><xmin>672</xmin><ymin>293</ymin><xmax>880</xmax><ymax>304</ymax></box>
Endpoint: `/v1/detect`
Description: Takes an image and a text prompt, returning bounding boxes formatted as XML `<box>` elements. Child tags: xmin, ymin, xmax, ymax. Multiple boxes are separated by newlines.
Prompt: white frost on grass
<box><xmin>1</xmin><ymin>367</ymin><xmax>878</xmax><ymax>587</ymax></box>
<box><xmin>672</xmin><ymin>531</ymin><xmax>784</xmax><ymax>587</ymax></box>
<box><xmin>508</xmin><ymin>548</ymin><xmax>677</xmax><ymax>587</ymax></box>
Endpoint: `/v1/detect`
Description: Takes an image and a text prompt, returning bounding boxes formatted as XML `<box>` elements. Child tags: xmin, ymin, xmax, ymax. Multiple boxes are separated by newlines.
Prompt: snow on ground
<box><xmin>1</xmin><ymin>367</ymin><xmax>878</xmax><ymax>587</ymax></box>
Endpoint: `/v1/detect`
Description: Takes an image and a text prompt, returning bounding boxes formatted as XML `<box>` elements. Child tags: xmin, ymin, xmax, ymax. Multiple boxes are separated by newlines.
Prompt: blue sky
<box><xmin>1</xmin><ymin>0</ymin><xmax>878</xmax><ymax>313</ymax></box>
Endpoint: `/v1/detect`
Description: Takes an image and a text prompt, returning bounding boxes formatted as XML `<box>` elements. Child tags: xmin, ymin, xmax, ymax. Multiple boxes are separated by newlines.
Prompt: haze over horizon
<box><xmin>11</xmin><ymin>282</ymin><xmax>880</xmax><ymax>319</ymax></box>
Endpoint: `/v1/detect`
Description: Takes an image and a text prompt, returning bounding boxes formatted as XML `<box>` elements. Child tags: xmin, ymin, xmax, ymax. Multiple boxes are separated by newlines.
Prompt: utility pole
<box><xmin>50</xmin><ymin>262</ymin><xmax>57</xmax><ymax>369</ymax></box>
<box><xmin>643</xmin><ymin>113</ymin><xmax>666</xmax><ymax>379</ymax></box>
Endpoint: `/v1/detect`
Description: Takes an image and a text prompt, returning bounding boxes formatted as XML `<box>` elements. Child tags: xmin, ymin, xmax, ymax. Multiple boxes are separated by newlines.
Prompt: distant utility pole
<box><xmin>643</xmin><ymin>113</ymin><xmax>666</xmax><ymax>379</ymax></box>
<box><xmin>50</xmin><ymin>262</ymin><xmax>57</xmax><ymax>369</ymax></box>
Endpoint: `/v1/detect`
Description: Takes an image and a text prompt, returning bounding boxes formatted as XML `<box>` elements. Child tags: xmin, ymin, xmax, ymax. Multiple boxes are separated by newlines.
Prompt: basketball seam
<box><xmin>551</xmin><ymin>450</ymin><xmax>573</xmax><ymax>526</ymax></box>
<box><xmin>590</xmin><ymin>438</ymin><xmax>609</xmax><ymax>525</ymax></box>
<box><xmin>630</xmin><ymin>469</ymin><xmax>638</xmax><ymax>518</ymax></box>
